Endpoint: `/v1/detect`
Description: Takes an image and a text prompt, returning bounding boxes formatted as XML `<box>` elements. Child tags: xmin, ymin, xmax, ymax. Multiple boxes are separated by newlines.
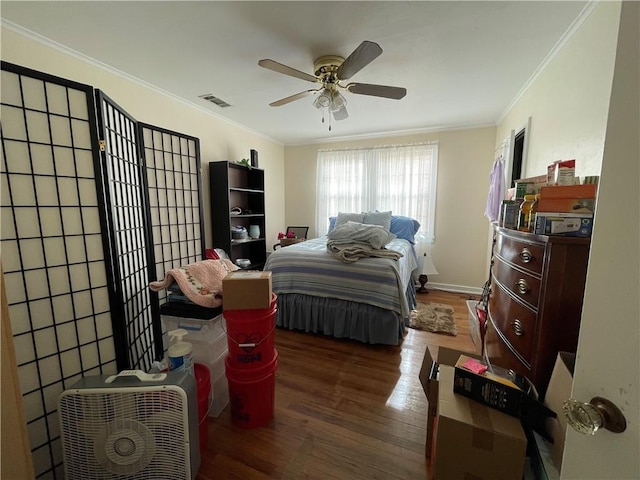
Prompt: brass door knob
<box><xmin>563</xmin><ymin>396</ymin><xmax>627</xmax><ymax>435</ymax></box>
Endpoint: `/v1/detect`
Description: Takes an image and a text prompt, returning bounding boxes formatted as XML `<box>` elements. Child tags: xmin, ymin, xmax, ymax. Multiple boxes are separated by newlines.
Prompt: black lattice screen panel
<box><xmin>1</xmin><ymin>62</ymin><xmax>206</xmax><ymax>480</ymax></box>
<box><xmin>1</xmin><ymin>62</ymin><xmax>115</xmax><ymax>479</ymax></box>
<box><xmin>139</xmin><ymin>123</ymin><xmax>205</xmax><ymax>306</ymax></box>
<box><xmin>94</xmin><ymin>91</ymin><xmax>160</xmax><ymax>373</ymax></box>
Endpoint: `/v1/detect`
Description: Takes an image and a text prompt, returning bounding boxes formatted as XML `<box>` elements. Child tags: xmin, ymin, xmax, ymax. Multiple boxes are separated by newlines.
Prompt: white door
<box><xmin>561</xmin><ymin>2</ymin><xmax>639</xmax><ymax>478</ymax></box>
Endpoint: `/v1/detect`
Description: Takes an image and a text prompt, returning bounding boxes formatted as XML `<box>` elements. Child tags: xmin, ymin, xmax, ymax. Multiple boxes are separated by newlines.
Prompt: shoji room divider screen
<box><xmin>0</xmin><ymin>62</ymin><xmax>205</xmax><ymax>479</ymax></box>
<box><xmin>139</xmin><ymin>122</ymin><xmax>206</xmax><ymax>307</ymax></box>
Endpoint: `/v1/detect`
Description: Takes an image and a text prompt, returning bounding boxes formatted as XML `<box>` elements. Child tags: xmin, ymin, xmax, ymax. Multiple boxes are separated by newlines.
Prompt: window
<box><xmin>316</xmin><ymin>142</ymin><xmax>438</xmax><ymax>241</ymax></box>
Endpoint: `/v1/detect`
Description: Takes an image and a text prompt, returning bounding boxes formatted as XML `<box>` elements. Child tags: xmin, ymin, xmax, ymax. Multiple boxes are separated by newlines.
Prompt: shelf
<box><xmin>230</xmin><ymin>187</ymin><xmax>264</xmax><ymax>194</ymax></box>
<box><xmin>238</xmin><ymin>262</ymin><xmax>265</xmax><ymax>271</ymax></box>
<box><xmin>231</xmin><ymin>238</ymin><xmax>264</xmax><ymax>245</ymax></box>
<box><xmin>210</xmin><ymin>160</ymin><xmax>266</xmax><ymax>268</ymax></box>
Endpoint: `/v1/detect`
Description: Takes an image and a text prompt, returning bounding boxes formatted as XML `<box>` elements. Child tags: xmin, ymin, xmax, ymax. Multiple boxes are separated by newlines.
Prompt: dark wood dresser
<box><xmin>485</xmin><ymin>226</ymin><xmax>590</xmax><ymax>398</ymax></box>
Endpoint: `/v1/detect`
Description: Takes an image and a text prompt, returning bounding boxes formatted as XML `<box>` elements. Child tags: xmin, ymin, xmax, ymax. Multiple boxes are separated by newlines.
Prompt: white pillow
<box><xmin>335</xmin><ymin>212</ymin><xmax>365</xmax><ymax>228</ymax></box>
<box><xmin>363</xmin><ymin>210</ymin><xmax>392</xmax><ymax>231</ymax></box>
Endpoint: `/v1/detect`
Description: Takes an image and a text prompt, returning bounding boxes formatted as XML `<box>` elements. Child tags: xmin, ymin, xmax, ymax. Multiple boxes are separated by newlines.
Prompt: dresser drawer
<box><xmin>493</xmin><ymin>256</ymin><xmax>541</xmax><ymax>310</ymax></box>
<box><xmin>489</xmin><ymin>281</ymin><xmax>537</xmax><ymax>367</ymax></box>
<box><xmin>484</xmin><ymin>315</ymin><xmax>533</xmax><ymax>378</ymax></box>
<box><xmin>495</xmin><ymin>232</ymin><xmax>545</xmax><ymax>276</ymax></box>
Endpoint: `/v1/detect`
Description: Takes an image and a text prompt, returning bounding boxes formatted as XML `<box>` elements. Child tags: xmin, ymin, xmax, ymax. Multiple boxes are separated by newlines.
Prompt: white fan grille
<box><xmin>59</xmin><ymin>387</ymin><xmax>191</xmax><ymax>479</ymax></box>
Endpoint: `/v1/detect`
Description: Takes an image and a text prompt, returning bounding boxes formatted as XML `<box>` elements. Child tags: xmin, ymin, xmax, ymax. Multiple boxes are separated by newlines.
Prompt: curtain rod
<box><xmin>318</xmin><ymin>141</ymin><xmax>438</xmax><ymax>153</ymax></box>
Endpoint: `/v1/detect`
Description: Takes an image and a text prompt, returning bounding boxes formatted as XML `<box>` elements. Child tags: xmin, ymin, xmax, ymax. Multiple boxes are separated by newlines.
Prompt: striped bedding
<box><xmin>263</xmin><ymin>236</ymin><xmax>417</xmax><ymax>319</ymax></box>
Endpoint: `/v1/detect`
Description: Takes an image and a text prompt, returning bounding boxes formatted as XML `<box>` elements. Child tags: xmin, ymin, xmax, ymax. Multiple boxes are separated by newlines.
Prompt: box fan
<box><xmin>58</xmin><ymin>370</ymin><xmax>200</xmax><ymax>480</ymax></box>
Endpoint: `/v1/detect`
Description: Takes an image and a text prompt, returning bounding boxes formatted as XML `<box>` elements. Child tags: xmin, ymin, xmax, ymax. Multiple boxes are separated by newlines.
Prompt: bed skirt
<box><xmin>276</xmin><ymin>293</ymin><xmax>409</xmax><ymax>345</ymax></box>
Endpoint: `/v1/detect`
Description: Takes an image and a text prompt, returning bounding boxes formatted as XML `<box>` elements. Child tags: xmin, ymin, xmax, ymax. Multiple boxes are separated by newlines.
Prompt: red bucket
<box><xmin>194</xmin><ymin>363</ymin><xmax>211</xmax><ymax>453</ymax></box>
<box><xmin>223</xmin><ymin>293</ymin><xmax>277</xmax><ymax>369</ymax></box>
<box><xmin>225</xmin><ymin>349</ymin><xmax>278</xmax><ymax>429</ymax></box>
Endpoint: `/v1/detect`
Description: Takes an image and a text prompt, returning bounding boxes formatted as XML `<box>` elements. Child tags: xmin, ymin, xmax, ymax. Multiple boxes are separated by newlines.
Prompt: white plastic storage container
<box><xmin>162</xmin><ymin>314</ymin><xmax>229</xmax><ymax>416</ymax></box>
<box><xmin>162</xmin><ymin>314</ymin><xmax>227</xmax><ymax>363</ymax></box>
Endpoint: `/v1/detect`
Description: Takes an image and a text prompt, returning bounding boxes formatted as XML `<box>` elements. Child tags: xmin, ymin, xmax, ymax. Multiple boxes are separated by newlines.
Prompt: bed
<box><xmin>263</xmin><ymin>225</ymin><xmax>418</xmax><ymax>345</ymax></box>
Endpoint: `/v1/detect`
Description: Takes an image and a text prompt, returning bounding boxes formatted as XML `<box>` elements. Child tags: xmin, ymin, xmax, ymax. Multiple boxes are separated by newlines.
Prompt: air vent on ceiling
<box><xmin>199</xmin><ymin>94</ymin><xmax>231</xmax><ymax>108</ymax></box>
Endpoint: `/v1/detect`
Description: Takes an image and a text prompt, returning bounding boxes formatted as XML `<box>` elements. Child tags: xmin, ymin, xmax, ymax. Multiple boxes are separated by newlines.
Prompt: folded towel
<box><xmin>149</xmin><ymin>259</ymin><xmax>238</xmax><ymax>308</ymax></box>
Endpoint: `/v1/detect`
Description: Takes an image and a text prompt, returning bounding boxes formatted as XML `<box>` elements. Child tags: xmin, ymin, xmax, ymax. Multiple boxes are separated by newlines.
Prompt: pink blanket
<box><xmin>149</xmin><ymin>259</ymin><xmax>238</xmax><ymax>308</ymax></box>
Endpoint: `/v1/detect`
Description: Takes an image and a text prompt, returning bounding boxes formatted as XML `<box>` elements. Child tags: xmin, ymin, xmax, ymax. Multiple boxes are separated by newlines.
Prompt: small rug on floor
<box><xmin>409</xmin><ymin>301</ymin><xmax>457</xmax><ymax>336</ymax></box>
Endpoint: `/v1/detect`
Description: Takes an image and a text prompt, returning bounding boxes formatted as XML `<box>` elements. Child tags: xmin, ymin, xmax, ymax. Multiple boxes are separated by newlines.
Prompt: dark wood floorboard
<box><xmin>197</xmin><ymin>289</ymin><xmax>480</xmax><ymax>480</ymax></box>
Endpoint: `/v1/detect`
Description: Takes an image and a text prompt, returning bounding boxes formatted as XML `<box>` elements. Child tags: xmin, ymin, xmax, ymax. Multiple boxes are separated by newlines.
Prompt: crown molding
<box><xmin>1</xmin><ymin>20</ymin><xmax>284</xmax><ymax>146</ymax></box>
<box><xmin>287</xmin><ymin>122</ymin><xmax>497</xmax><ymax>147</ymax></box>
<box><xmin>497</xmin><ymin>1</ymin><xmax>600</xmax><ymax>124</ymax></box>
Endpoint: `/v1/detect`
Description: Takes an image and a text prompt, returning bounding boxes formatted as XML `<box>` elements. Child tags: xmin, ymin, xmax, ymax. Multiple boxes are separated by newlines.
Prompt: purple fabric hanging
<box><xmin>485</xmin><ymin>155</ymin><xmax>505</xmax><ymax>222</ymax></box>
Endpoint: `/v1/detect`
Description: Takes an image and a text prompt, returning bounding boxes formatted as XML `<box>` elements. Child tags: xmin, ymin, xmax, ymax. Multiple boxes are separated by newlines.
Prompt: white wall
<box><xmin>496</xmin><ymin>3</ymin><xmax>619</xmax><ymax>180</ymax></box>
<box><xmin>562</xmin><ymin>1</ymin><xmax>639</xmax><ymax>477</ymax></box>
<box><xmin>284</xmin><ymin>127</ymin><xmax>497</xmax><ymax>293</ymax></box>
<box><xmin>494</xmin><ymin>2</ymin><xmax>638</xmax><ymax>477</ymax></box>
<box><xmin>1</xmin><ymin>28</ymin><xmax>287</xmax><ymax>249</ymax></box>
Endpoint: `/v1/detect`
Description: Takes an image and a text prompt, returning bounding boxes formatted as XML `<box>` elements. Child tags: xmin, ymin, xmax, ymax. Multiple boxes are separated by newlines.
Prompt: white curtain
<box><xmin>316</xmin><ymin>142</ymin><xmax>438</xmax><ymax>241</ymax></box>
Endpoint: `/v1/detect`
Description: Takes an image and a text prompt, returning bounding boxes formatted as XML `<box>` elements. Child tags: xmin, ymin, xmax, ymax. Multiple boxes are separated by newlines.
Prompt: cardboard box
<box><xmin>431</xmin><ymin>365</ymin><xmax>527</xmax><ymax>480</ymax></box>
<box><xmin>222</xmin><ymin>270</ymin><xmax>272</xmax><ymax>310</ymax></box>
<box><xmin>514</xmin><ymin>181</ymin><xmax>535</xmax><ymax>200</ymax></box>
<box><xmin>534</xmin><ymin>212</ymin><xmax>593</xmax><ymax>237</ymax></box>
<box><xmin>453</xmin><ymin>355</ymin><xmax>558</xmax><ymax>438</ymax></box>
<box><xmin>547</xmin><ymin>159</ymin><xmax>575</xmax><ymax>186</ymax></box>
<box><xmin>537</xmin><ymin>197</ymin><xmax>596</xmax><ymax>214</ymax></box>
<box><xmin>499</xmin><ymin>200</ymin><xmax>521</xmax><ymax>229</ymax></box>
<box><xmin>454</xmin><ymin>354</ymin><xmax>531</xmax><ymax>418</ymax></box>
<box><xmin>539</xmin><ymin>184</ymin><xmax>598</xmax><ymax>199</ymax></box>
<box><xmin>419</xmin><ymin>347</ymin><xmax>482</xmax><ymax>458</ymax></box>
<box><xmin>543</xmin><ymin>352</ymin><xmax>576</xmax><ymax>472</ymax></box>
<box><xmin>538</xmin><ymin>184</ymin><xmax>597</xmax><ymax>213</ymax></box>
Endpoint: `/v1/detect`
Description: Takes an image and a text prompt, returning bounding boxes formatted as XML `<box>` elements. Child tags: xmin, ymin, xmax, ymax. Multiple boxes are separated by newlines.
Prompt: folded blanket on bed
<box><xmin>149</xmin><ymin>259</ymin><xmax>238</xmax><ymax>308</ymax></box>
<box><xmin>327</xmin><ymin>221</ymin><xmax>402</xmax><ymax>263</ymax></box>
<box><xmin>327</xmin><ymin>243</ymin><xmax>404</xmax><ymax>263</ymax></box>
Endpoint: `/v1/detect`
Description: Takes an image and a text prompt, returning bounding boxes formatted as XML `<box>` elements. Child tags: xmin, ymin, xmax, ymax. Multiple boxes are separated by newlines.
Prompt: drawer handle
<box><xmin>511</xmin><ymin>319</ymin><xmax>524</xmax><ymax>336</ymax></box>
<box><xmin>519</xmin><ymin>248</ymin><xmax>533</xmax><ymax>263</ymax></box>
<box><xmin>515</xmin><ymin>279</ymin><xmax>530</xmax><ymax>295</ymax></box>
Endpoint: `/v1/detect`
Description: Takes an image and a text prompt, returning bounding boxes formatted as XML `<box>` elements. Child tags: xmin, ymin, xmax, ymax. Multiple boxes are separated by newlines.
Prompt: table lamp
<box><xmin>417</xmin><ymin>252</ymin><xmax>438</xmax><ymax>293</ymax></box>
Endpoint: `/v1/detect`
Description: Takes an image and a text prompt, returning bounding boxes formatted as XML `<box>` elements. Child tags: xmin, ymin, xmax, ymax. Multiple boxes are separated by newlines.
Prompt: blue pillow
<box><xmin>390</xmin><ymin>215</ymin><xmax>421</xmax><ymax>244</ymax></box>
<box><xmin>328</xmin><ymin>216</ymin><xmax>337</xmax><ymax>233</ymax></box>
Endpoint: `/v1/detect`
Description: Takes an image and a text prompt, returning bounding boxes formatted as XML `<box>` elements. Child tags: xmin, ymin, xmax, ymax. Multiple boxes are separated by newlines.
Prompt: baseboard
<box><xmin>416</xmin><ymin>281</ymin><xmax>483</xmax><ymax>296</ymax></box>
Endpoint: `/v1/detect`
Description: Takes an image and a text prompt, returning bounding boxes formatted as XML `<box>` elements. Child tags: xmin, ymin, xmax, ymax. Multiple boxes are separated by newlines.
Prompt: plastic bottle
<box><xmin>527</xmin><ymin>194</ymin><xmax>541</xmax><ymax>232</ymax></box>
<box><xmin>518</xmin><ymin>194</ymin><xmax>536</xmax><ymax>232</ymax></box>
<box><xmin>168</xmin><ymin>328</ymin><xmax>194</xmax><ymax>375</ymax></box>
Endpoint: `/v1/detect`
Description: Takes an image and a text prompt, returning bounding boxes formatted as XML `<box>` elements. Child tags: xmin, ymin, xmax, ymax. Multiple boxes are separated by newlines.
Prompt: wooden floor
<box><xmin>198</xmin><ymin>289</ymin><xmax>480</xmax><ymax>480</ymax></box>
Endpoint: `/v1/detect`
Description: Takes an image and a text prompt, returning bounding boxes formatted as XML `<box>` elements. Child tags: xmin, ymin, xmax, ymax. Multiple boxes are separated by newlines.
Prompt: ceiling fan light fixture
<box><xmin>259</xmin><ymin>40</ymin><xmax>405</xmax><ymax>131</ymax></box>
<box><xmin>329</xmin><ymin>91</ymin><xmax>347</xmax><ymax>112</ymax></box>
<box><xmin>313</xmin><ymin>90</ymin><xmax>331</xmax><ymax>109</ymax></box>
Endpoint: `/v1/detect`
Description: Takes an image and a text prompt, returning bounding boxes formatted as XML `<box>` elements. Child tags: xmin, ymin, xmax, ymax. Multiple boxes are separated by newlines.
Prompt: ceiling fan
<box><xmin>258</xmin><ymin>41</ymin><xmax>407</xmax><ymax>126</ymax></box>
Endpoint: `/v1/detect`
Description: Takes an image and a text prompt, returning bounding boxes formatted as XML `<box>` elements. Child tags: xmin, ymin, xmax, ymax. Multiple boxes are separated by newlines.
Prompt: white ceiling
<box><xmin>2</xmin><ymin>1</ymin><xmax>589</xmax><ymax>145</ymax></box>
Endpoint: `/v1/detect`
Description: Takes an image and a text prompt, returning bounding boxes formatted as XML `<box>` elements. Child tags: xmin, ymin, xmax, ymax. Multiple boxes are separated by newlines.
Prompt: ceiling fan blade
<box><xmin>347</xmin><ymin>83</ymin><xmax>407</xmax><ymax>100</ymax></box>
<box><xmin>332</xmin><ymin>105</ymin><xmax>349</xmax><ymax>121</ymax></box>
<box><xmin>336</xmin><ymin>41</ymin><xmax>383</xmax><ymax>80</ymax></box>
<box><xmin>258</xmin><ymin>59</ymin><xmax>318</xmax><ymax>83</ymax></box>
<box><xmin>269</xmin><ymin>89</ymin><xmax>319</xmax><ymax>107</ymax></box>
